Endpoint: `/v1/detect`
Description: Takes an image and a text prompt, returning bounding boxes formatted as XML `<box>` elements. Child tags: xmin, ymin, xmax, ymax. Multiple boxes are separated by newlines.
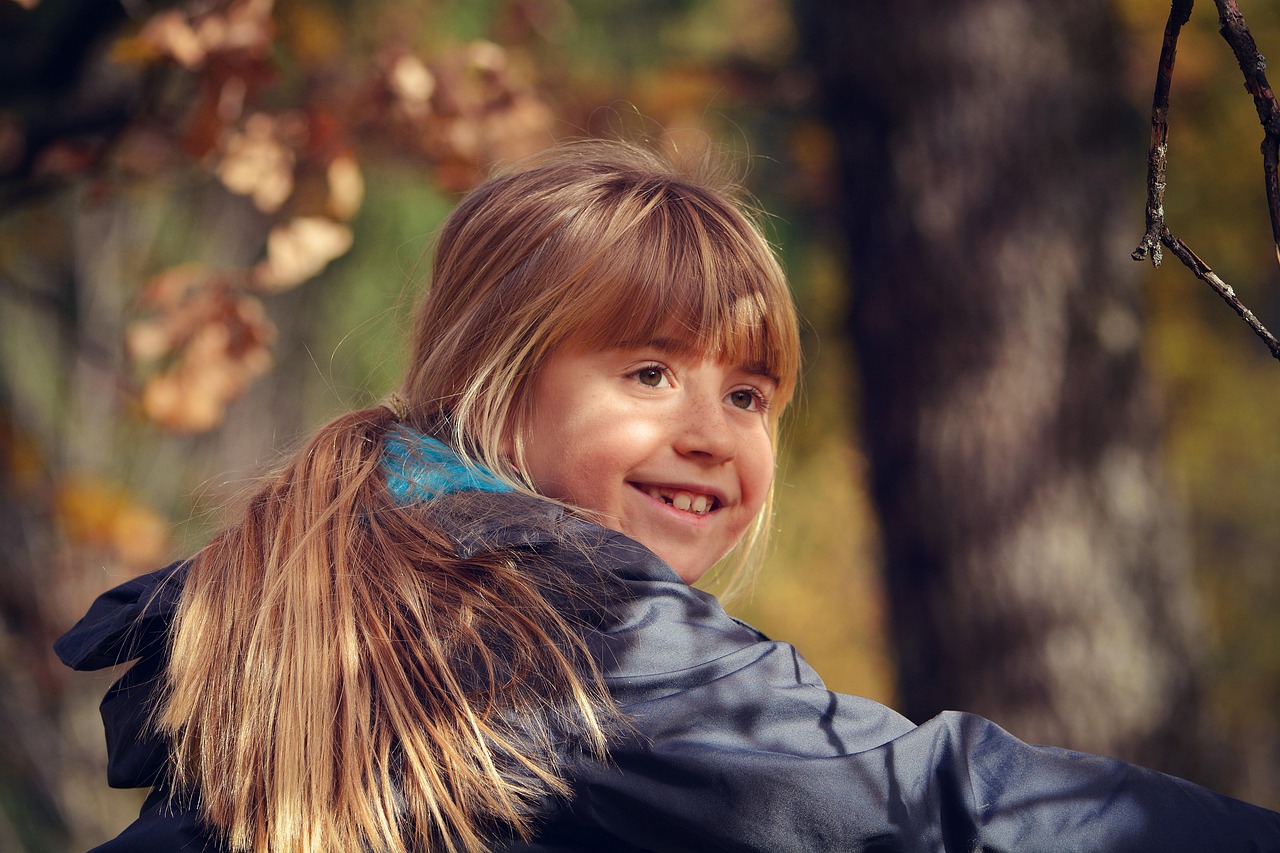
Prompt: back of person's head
<box><xmin>401</xmin><ymin>140</ymin><xmax>801</xmax><ymax>484</ymax></box>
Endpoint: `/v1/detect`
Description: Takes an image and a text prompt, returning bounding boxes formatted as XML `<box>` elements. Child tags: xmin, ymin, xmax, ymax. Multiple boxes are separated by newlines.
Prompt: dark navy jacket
<box><xmin>56</xmin><ymin>491</ymin><xmax>1280</xmax><ymax>852</ymax></box>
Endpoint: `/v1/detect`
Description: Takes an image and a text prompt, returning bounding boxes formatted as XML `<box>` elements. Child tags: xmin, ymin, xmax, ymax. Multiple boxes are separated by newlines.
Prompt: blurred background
<box><xmin>2</xmin><ymin>0</ymin><xmax>1279</xmax><ymax>848</ymax></box>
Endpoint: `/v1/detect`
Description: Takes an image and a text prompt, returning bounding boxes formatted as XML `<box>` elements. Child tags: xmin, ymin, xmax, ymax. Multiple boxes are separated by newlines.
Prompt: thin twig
<box><xmin>1133</xmin><ymin>0</ymin><xmax>1280</xmax><ymax>362</ymax></box>
<box><xmin>1215</xmin><ymin>0</ymin><xmax>1280</xmax><ymax>257</ymax></box>
<box><xmin>1160</xmin><ymin>227</ymin><xmax>1280</xmax><ymax>357</ymax></box>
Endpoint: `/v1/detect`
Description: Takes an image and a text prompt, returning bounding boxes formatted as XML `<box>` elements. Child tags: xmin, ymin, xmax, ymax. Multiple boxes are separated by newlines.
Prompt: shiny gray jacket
<box><xmin>57</xmin><ymin>491</ymin><xmax>1280</xmax><ymax>852</ymax></box>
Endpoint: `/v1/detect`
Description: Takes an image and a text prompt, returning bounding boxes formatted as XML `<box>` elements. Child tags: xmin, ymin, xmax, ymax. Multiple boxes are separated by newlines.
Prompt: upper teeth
<box><xmin>645</xmin><ymin>486</ymin><xmax>713</xmax><ymax>515</ymax></box>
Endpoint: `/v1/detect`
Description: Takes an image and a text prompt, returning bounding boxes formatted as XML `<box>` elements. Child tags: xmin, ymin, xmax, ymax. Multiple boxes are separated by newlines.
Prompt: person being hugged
<box><xmin>58</xmin><ymin>140</ymin><xmax>1280</xmax><ymax>852</ymax></box>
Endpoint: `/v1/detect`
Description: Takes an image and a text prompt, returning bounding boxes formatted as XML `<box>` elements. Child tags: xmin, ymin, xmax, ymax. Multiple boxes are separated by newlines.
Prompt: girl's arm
<box><xmin>518</xmin><ymin>521</ymin><xmax>1280</xmax><ymax>853</ymax></box>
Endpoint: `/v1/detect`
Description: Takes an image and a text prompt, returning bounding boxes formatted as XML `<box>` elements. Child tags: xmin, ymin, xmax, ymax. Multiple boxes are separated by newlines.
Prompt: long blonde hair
<box><xmin>160</xmin><ymin>140</ymin><xmax>801</xmax><ymax>852</ymax></box>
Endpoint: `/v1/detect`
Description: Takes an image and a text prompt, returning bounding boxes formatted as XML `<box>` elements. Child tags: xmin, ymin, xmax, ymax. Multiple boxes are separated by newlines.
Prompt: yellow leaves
<box><xmin>253</xmin><ymin>216</ymin><xmax>354</xmax><ymax>292</ymax></box>
<box><xmin>128</xmin><ymin>265</ymin><xmax>275</xmax><ymax>432</ymax></box>
<box><xmin>54</xmin><ymin>476</ymin><xmax>170</xmax><ymax>569</ymax></box>
<box><xmin>276</xmin><ymin>1</ymin><xmax>343</xmax><ymax>69</ymax></box>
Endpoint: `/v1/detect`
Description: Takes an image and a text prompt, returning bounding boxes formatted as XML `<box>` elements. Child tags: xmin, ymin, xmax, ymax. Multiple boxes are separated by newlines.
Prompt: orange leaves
<box><xmin>128</xmin><ymin>266</ymin><xmax>275</xmax><ymax>432</ymax></box>
<box><xmin>15</xmin><ymin>0</ymin><xmax>562</xmax><ymax>434</ymax></box>
<box><xmin>54</xmin><ymin>476</ymin><xmax>170</xmax><ymax>570</ymax></box>
<box><xmin>129</xmin><ymin>99</ymin><xmax>360</xmax><ymax>430</ymax></box>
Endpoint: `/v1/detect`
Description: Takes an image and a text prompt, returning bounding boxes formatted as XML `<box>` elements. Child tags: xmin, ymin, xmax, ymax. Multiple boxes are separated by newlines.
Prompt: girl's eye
<box><xmin>726</xmin><ymin>388</ymin><xmax>768</xmax><ymax>412</ymax></box>
<box><xmin>631</xmin><ymin>365</ymin><xmax>668</xmax><ymax>387</ymax></box>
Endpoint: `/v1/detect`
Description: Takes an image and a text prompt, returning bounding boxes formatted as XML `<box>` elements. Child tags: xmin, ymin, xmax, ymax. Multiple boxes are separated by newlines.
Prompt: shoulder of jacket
<box><xmin>54</xmin><ymin>560</ymin><xmax>188</xmax><ymax>671</ymax></box>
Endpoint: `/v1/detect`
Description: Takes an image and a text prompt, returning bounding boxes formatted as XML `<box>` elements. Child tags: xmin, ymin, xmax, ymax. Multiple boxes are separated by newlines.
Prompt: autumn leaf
<box><xmin>389</xmin><ymin>53</ymin><xmax>436</xmax><ymax>118</ymax></box>
<box><xmin>129</xmin><ymin>265</ymin><xmax>276</xmax><ymax>432</ymax></box>
<box><xmin>326</xmin><ymin>155</ymin><xmax>364</xmax><ymax>221</ymax></box>
<box><xmin>54</xmin><ymin>476</ymin><xmax>170</xmax><ymax>568</ymax></box>
<box><xmin>138</xmin><ymin>9</ymin><xmax>206</xmax><ymax>69</ymax></box>
<box><xmin>216</xmin><ymin>112</ymin><xmax>298</xmax><ymax>213</ymax></box>
<box><xmin>252</xmin><ymin>216</ymin><xmax>353</xmax><ymax>291</ymax></box>
<box><xmin>133</xmin><ymin>0</ymin><xmax>274</xmax><ymax>70</ymax></box>
<box><xmin>417</xmin><ymin>41</ymin><xmax>557</xmax><ymax>191</ymax></box>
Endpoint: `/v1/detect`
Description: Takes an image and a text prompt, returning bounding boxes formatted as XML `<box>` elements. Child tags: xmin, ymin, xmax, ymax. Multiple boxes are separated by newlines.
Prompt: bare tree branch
<box><xmin>1163</xmin><ymin>227</ymin><xmax>1280</xmax><ymax>357</ymax></box>
<box><xmin>1132</xmin><ymin>0</ymin><xmax>1280</xmax><ymax>361</ymax></box>
<box><xmin>1216</xmin><ymin>0</ymin><xmax>1280</xmax><ymax>256</ymax></box>
<box><xmin>1133</xmin><ymin>0</ymin><xmax>1193</xmax><ymax>269</ymax></box>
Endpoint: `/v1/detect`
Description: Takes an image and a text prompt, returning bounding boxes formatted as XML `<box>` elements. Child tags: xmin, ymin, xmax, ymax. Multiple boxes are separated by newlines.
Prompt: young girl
<box><xmin>58</xmin><ymin>141</ymin><xmax>1279</xmax><ymax>852</ymax></box>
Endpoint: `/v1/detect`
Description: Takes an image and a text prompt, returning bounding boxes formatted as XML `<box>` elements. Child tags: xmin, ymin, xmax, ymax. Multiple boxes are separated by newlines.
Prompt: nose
<box><xmin>673</xmin><ymin>394</ymin><xmax>736</xmax><ymax>462</ymax></box>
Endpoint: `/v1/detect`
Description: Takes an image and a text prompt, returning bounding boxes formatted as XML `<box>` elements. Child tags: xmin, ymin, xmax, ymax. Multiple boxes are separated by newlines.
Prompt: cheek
<box><xmin>742</xmin><ymin>434</ymin><xmax>776</xmax><ymax>509</ymax></box>
<box><xmin>528</xmin><ymin>418</ymin><xmax>637</xmax><ymax>500</ymax></box>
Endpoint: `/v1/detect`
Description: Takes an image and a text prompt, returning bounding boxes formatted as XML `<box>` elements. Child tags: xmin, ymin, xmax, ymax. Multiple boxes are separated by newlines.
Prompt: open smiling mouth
<box><xmin>632</xmin><ymin>483</ymin><xmax>720</xmax><ymax>516</ymax></box>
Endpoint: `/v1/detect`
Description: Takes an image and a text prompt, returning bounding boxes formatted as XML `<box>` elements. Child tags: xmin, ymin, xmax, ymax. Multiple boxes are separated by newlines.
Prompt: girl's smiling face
<box><xmin>519</xmin><ymin>343</ymin><xmax>777</xmax><ymax>583</ymax></box>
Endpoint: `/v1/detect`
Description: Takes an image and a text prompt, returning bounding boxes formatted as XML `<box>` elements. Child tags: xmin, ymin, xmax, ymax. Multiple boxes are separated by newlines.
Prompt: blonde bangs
<box><xmin>548</xmin><ymin>179</ymin><xmax>801</xmax><ymax>414</ymax></box>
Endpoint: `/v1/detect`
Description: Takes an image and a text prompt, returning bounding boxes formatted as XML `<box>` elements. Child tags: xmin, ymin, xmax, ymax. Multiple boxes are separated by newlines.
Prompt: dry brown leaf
<box><xmin>253</xmin><ymin>216</ymin><xmax>353</xmax><ymax>291</ymax></box>
<box><xmin>216</xmin><ymin>112</ymin><xmax>296</xmax><ymax>213</ymax></box>
<box><xmin>136</xmin><ymin>0</ymin><xmax>274</xmax><ymax>69</ymax></box>
<box><xmin>389</xmin><ymin>54</ymin><xmax>436</xmax><ymax>117</ymax></box>
<box><xmin>326</xmin><ymin>155</ymin><xmax>364</xmax><ymax>220</ymax></box>
<box><xmin>54</xmin><ymin>476</ymin><xmax>170</xmax><ymax>568</ymax></box>
<box><xmin>130</xmin><ymin>266</ymin><xmax>276</xmax><ymax>432</ymax></box>
<box><xmin>139</xmin><ymin>10</ymin><xmax>206</xmax><ymax>68</ymax></box>
<box><xmin>415</xmin><ymin>41</ymin><xmax>556</xmax><ymax>191</ymax></box>
<box><xmin>139</xmin><ymin>307</ymin><xmax>274</xmax><ymax>431</ymax></box>
<box><xmin>196</xmin><ymin>0</ymin><xmax>274</xmax><ymax>57</ymax></box>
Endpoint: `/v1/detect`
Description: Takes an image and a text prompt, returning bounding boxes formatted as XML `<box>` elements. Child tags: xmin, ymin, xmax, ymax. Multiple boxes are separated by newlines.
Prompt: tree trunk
<box><xmin>798</xmin><ymin>0</ymin><xmax>1228</xmax><ymax>787</ymax></box>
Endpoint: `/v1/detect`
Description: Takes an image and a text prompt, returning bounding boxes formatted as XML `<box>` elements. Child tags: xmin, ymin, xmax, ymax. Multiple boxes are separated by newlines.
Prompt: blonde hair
<box><xmin>159</xmin><ymin>139</ymin><xmax>801</xmax><ymax>852</ymax></box>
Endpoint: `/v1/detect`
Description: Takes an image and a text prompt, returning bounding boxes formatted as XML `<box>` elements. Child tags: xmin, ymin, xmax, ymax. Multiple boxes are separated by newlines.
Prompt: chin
<box><xmin>669</xmin><ymin>561</ymin><xmax>709</xmax><ymax>585</ymax></box>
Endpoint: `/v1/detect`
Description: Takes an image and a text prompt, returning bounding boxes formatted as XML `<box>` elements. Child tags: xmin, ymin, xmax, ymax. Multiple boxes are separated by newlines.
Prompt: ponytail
<box><xmin>158</xmin><ymin>407</ymin><xmax>615</xmax><ymax>852</ymax></box>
